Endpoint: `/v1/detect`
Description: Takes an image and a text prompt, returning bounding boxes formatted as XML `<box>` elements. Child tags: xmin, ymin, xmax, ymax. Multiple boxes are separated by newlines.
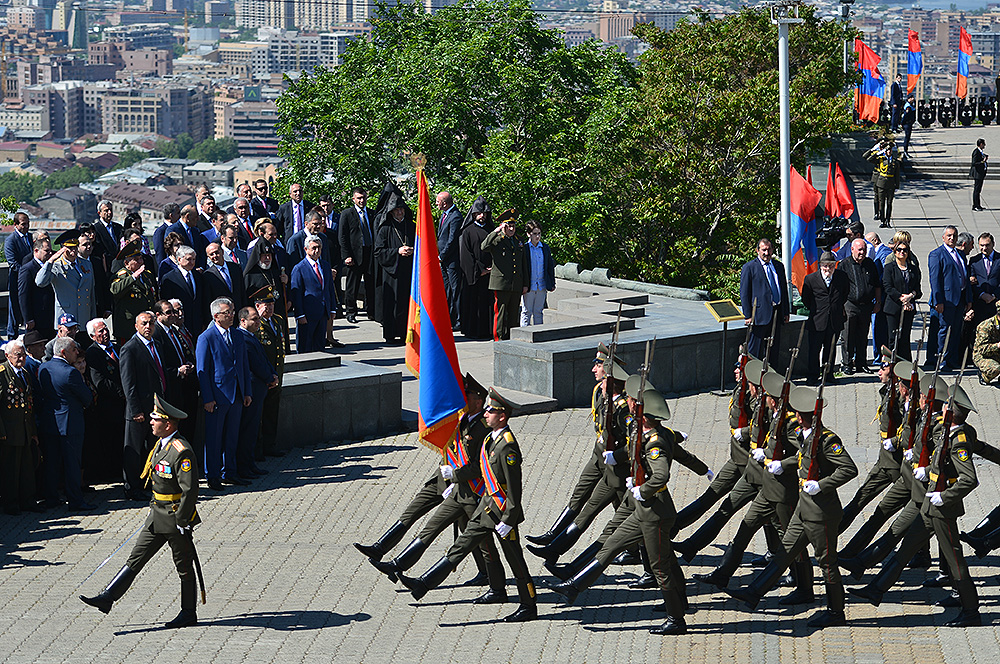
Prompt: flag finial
<box><xmin>408</xmin><ymin>152</ymin><xmax>427</xmax><ymax>170</ymax></box>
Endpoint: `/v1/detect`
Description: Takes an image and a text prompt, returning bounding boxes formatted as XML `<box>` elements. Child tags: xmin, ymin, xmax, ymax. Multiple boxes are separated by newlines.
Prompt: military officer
<box><xmin>399</xmin><ymin>388</ymin><xmax>537</xmax><ymax>623</ymax></box>
<box><xmin>973</xmin><ymin>311</ymin><xmax>1000</xmax><ymax>383</ymax></box>
<box><xmin>864</xmin><ymin>134</ymin><xmax>901</xmax><ymax>228</ymax></box>
<box><xmin>480</xmin><ymin>209</ymin><xmax>524</xmax><ymax>341</ymax></box>
<box><xmin>726</xmin><ymin>386</ymin><xmax>858</xmax><ymax>629</ymax></box>
<box><xmin>252</xmin><ymin>287</ymin><xmax>285</xmax><ymax>459</ymax></box>
<box><xmin>80</xmin><ymin>394</ymin><xmax>202</xmax><ymax>629</ymax></box>
<box><xmin>110</xmin><ymin>238</ymin><xmax>157</xmax><ymax>341</ymax></box>
<box><xmin>0</xmin><ymin>339</ymin><xmax>40</xmax><ymax>515</ymax></box>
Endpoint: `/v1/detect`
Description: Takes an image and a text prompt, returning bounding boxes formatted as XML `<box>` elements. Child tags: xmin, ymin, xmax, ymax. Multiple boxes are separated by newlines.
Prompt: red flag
<box><xmin>824</xmin><ymin>162</ymin><xmax>855</xmax><ymax>220</ymax></box>
<box><xmin>789</xmin><ymin>167</ymin><xmax>824</xmax><ymax>292</ymax></box>
<box><xmin>806</xmin><ymin>164</ymin><xmax>812</xmax><ymax>185</ymax></box>
<box><xmin>855</xmin><ymin>39</ymin><xmax>884</xmax><ymax>122</ymax></box>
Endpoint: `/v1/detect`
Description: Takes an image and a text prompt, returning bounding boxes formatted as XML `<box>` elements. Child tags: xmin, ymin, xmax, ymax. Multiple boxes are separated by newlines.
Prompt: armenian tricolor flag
<box><xmin>855</xmin><ymin>39</ymin><xmax>884</xmax><ymax>123</ymax></box>
<box><xmin>907</xmin><ymin>30</ymin><xmax>922</xmax><ymax>94</ymax></box>
<box><xmin>957</xmin><ymin>27</ymin><xmax>972</xmax><ymax>99</ymax></box>
<box><xmin>788</xmin><ymin>166</ymin><xmax>824</xmax><ymax>291</ymax></box>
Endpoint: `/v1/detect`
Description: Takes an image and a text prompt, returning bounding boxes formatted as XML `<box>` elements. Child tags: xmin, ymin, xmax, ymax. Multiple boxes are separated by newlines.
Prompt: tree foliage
<box><xmin>187</xmin><ymin>137</ymin><xmax>239</xmax><ymax>162</ymax></box>
<box><xmin>154</xmin><ymin>132</ymin><xmax>195</xmax><ymax>159</ymax></box>
<box><xmin>117</xmin><ymin>148</ymin><xmax>149</xmax><ymax>170</ymax></box>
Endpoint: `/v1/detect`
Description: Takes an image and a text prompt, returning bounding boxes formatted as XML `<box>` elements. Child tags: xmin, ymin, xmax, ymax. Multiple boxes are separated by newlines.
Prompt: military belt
<box><xmin>153</xmin><ymin>492</ymin><xmax>182</xmax><ymax>502</ymax></box>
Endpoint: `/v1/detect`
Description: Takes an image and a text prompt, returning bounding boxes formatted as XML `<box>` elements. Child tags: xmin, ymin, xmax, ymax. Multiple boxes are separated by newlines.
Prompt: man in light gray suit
<box><xmin>34</xmin><ymin>229</ymin><xmax>96</xmax><ymax>331</ymax></box>
<box><xmin>436</xmin><ymin>191</ymin><xmax>464</xmax><ymax>329</ymax></box>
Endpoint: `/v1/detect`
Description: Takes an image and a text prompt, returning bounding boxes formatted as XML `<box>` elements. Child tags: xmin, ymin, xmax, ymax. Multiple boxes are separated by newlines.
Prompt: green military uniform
<box><xmin>973</xmin><ymin>314</ymin><xmax>1000</xmax><ymax>382</ymax></box>
<box><xmin>255</xmin><ymin>308</ymin><xmax>286</xmax><ymax>457</ymax></box>
<box><xmin>480</xmin><ymin>211</ymin><xmax>524</xmax><ymax>341</ymax></box>
<box><xmin>110</xmin><ymin>267</ymin><xmax>157</xmax><ymax>339</ymax></box>
<box><xmin>864</xmin><ymin>140</ymin><xmax>901</xmax><ymax>226</ymax></box>
<box><xmin>0</xmin><ymin>360</ymin><xmax>38</xmax><ymax>514</ymax></box>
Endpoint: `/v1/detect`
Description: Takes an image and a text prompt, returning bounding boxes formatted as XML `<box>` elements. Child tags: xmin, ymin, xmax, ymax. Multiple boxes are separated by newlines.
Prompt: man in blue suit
<box><xmin>196</xmin><ymin>297</ymin><xmax>251</xmax><ymax>490</ymax></box>
<box><xmin>236</xmin><ymin>306</ymin><xmax>276</xmax><ymax>478</ymax></box>
<box><xmin>969</xmin><ymin>232</ymin><xmax>1000</xmax><ymax>326</ymax></box>
<box><xmin>37</xmin><ymin>337</ymin><xmax>94</xmax><ymax>511</ymax></box>
<box><xmin>165</xmin><ymin>207</ymin><xmax>208</xmax><ymax>270</ymax></box>
<box><xmin>5</xmin><ymin>212</ymin><xmax>32</xmax><ymax>338</ymax></box>
<box><xmin>153</xmin><ymin>204</ymin><xmax>181</xmax><ymax>267</ymax></box>
<box><xmin>926</xmin><ymin>225</ymin><xmax>972</xmax><ymax>370</ymax></box>
<box><xmin>739</xmin><ymin>238</ymin><xmax>790</xmax><ymax>370</ymax></box>
<box><xmin>436</xmin><ymin>192</ymin><xmax>464</xmax><ymax>328</ymax></box>
<box><xmin>291</xmin><ymin>237</ymin><xmax>337</xmax><ymax>353</ymax></box>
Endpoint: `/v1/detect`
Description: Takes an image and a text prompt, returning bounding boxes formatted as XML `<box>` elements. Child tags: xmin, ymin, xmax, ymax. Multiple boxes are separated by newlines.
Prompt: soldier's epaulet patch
<box><xmin>648</xmin><ymin>447</ymin><xmax>662</xmax><ymax>460</ymax></box>
<box><xmin>648</xmin><ymin>432</ymin><xmax>661</xmax><ymax>445</ymax></box>
<box><xmin>957</xmin><ymin>432</ymin><xmax>968</xmax><ymax>444</ymax></box>
<box><xmin>0</xmin><ymin>365</ymin><xmax>7</xmax><ymax>373</ymax></box>
<box><xmin>614</xmin><ymin>395</ymin><xmax>628</xmax><ymax>407</ymax></box>
<box><xmin>171</xmin><ymin>440</ymin><xmax>185</xmax><ymax>453</ymax></box>
<box><xmin>505</xmin><ymin>451</ymin><xmax>519</xmax><ymax>466</ymax></box>
<box><xmin>503</xmin><ymin>431</ymin><xmax>515</xmax><ymax>444</ymax></box>
<box><xmin>828</xmin><ymin>439</ymin><xmax>845</xmax><ymax>455</ymax></box>
<box><xmin>117</xmin><ymin>267</ymin><xmax>130</xmax><ymax>275</ymax></box>
<box><xmin>180</xmin><ymin>459</ymin><xmax>192</xmax><ymax>473</ymax></box>
<box><xmin>956</xmin><ymin>447</ymin><xmax>971</xmax><ymax>462</ymax></box>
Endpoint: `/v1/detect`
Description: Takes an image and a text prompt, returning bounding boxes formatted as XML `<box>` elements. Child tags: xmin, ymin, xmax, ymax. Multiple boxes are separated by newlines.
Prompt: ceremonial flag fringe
<box><xmin>789</xmin><ymin>166</ymin><xmax>824</xmax><ymax>292</ymax></box>
<box><xmin>854</xmin><ymin>39</ymin><xmax>884</xmax><ymax>123</ymax></box>
<box><xmin>957</xmin><ymin>27</ymin><xmax>972</xmax><ymax>99</ymax></box>
<box><xmin>405</xmin><ymin>169</ymin><xmax>466</xmax><ymax>452</ymax></box>
<box><xmin>907</xmin><ymin>30</ymin><xmax>922</xmax><ymax>94</ymax></box>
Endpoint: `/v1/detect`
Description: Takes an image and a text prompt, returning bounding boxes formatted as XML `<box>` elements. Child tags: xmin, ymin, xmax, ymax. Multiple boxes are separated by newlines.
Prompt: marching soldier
<box><xmin>726</xmin><ymin>386</ymin><xmax>858</xmax><ymax>629</ymax></box>
<box><xmin>399</xmin><ymin>388</ymin><xmax>537</xmax><ymax>622</ymax></box>
<box><xmin>80</xmin><ymin>394</ymin><xmax>203</xmax><ymax>629</ymax></box>
<box><xmin>480</xmin><ymin>209</ymin><xmax>524</xmax><ymax>341</ymax></box>
<box><xmin>110</xmin><ymin>238</ymin><xmax>157</xmax><ymax>341</ymax></box>
<box><xmin>252</xmin><ymin>286</ymin><xmax>286</xmax><ymax>459</ymax></box>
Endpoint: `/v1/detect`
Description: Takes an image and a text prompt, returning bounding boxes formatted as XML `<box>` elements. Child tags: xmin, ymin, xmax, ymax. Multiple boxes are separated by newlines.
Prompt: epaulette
<box><xmin>117</xmin><ymin>267</ymin><xmax>130</xmax><ymax>275</ymax></box>
<box><xmin>171</xmin><ymin>440</ymin><xmax>185</xmax><ymax>453</ymax></box>
<box><xmin>614</xmin><ymin>395</ymin><xmax>628</xmax><ymax>407</ymax></box>
<box><xmin>648</xmin><ymin>432</ymin><xmax>661</xmax><ymax>445</ymax></box>
<box><xmin>503</xmin><ymin>431</ymin><xmax>515</xmax><ymax>444</ymax></box>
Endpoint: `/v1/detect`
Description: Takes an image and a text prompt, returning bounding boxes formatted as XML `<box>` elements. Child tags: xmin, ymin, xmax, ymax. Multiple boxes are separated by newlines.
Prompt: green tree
<box><xmin>187</xmin><ymin>137</ymin><xmax>239</xmax><ymax>162</ymax></box>
<box><xmin>44</xmin><ymin>164</ymin><xmax>94</xmax><ymax>190</ymax></box>
<box><xmin>0</xmin><ymin>172</ymin><xmax>45</xmax><ymax>205</ymax></box>
<box><xmin>117</xmin><ymin>148</ymin><xmax>149</xmax><ymax>169</ymax></box>
<box><xmin>154</xmin><ymin>132</ymin><xmax>194</xmax><ymax>159</ymax></box>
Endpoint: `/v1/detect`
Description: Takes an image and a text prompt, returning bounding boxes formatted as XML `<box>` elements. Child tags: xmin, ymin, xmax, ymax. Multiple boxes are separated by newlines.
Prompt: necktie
<box><xmin>221</xmin><ymin>264</ymin><xmax>232</xmax><ymax>290</ymax></box>
<box><xmin>951</xmin><ymin>249</ymin><xmax>966</xmax><ymax>278</ymax></box>
<box><xmin>108</xmin><ymin>223</ymin><xmax>116</xmax><ymax>244</ymax></box>
<box><xmin>765</xmin><ymin>262</ymin><xmax>780</xmax><ymax>304</ymax></box>
<box><xmin>269</xmin><ymin>318</ymin><xmax>277</xmax><ymax>337</ymax></box>
<box><xmin>231</xmin><ymin>251</ymin><xmax>240</xmax><ymax>266</ymax></box>
<box><xmin>107</xmin><ymin>344</ymin><xmax>118</xmax><ymax>362</ymax></box>
<box><xmin>986</xmin><ymin>254</ymin><xmax>993</xmax><ymax>275</ymax></box>
<box><xmin>185</xmin><ymin>271</ymin><xmax>195</xmax><ymax>296</ymax></box>
<box><xmin>243</xmin><ymin>217</ymin><xmax>252</xmax><ymax>236</ymax></box>
<box><xmin>313</xmin><ymin>261</ymin><xmax>323</xmax><ymax>288</ymax></box>
<box><xmin>360</xmin><ymin>208</ymin><xmax>370</xmax><ymax>245</ymax></box>
<box><xmin>294</xmin><ymin>204</ymin><xmax>302</xmax><ymax>233</ymax></box>
<box><xmin>148</xmin><ymin>342</ymin><xmax>165</xmax><ymax>392</ymax></box>
<box><xmin>167</xmin><ymin>327</ymin><xmax>183</xmax><ymax>359</ymax></box>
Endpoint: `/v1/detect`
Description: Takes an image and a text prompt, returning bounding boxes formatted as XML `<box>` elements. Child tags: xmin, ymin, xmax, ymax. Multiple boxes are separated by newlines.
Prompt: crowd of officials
<box><xmin>0</xmin><ymin>180</ymin><xmax>553</xmax><ymax>515</ymax></box>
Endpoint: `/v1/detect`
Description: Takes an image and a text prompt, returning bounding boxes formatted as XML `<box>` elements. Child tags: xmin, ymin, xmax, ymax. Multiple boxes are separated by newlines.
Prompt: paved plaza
<box><xmin>5</xmin><ymin>126</ymin><xmax>1000</xmax><ymax>662</ymax></box>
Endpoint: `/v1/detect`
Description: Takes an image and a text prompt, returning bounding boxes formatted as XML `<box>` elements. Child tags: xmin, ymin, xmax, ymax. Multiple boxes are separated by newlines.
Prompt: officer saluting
<box><xmin>80</xmin><ymin>394</ymin><xmax>203</xmax><ymax>629</ymax></box>
<box><xmin>110</xmin><ymin>238</ymin><xmax>157</xmax><ymax>340</ymax></box>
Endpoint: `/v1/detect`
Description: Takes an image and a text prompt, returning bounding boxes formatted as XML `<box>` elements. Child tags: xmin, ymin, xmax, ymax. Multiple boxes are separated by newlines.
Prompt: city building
<box><xmin>183</xmin><ymin>161</ymin><xmax>236</xmax><ymax>187</ymax></box>
<box><xmin>220</xmin><ymin>99</ymin><xmax>278</xmax><ymax>156</ymax></box>
<box><xmin>22</xmin><ymin>81</ymin><xmax>85</xmax><ymax>139</ymax></box>
<box><xmin>101</xmin><ymin>83</ymin><xmax>211</xmax><ymax>140</ymax></box>
<box><xmin>36</xmin><ymin>186</ymin><xmax>97</xmax><ymax>226</ymax></box>
<box><xmin>0</xmin><ymin>105</ymin><xmax>49</xmax><ymax>133</ymax></box>
<box><xmin>99</xmin><ymin>181</ymin><xmax>195</xmax><ymax>225</ymax></box>
<box><xmin>103</xmin><ymin>24</ymin><xmax>175</xmax><ymax>50</ymax></box>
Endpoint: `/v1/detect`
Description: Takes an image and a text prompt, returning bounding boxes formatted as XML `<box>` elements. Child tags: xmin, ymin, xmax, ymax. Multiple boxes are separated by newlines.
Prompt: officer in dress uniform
<box><xmin>80</xmin><ymin>395</ymin><xmax>203</xmax><ymax>629</ymax></box>
<box><xmin>252</xmin><ymin>286</ymin><xmax>285</xmax><ymax>459</ymax></box>
<box><xmin>110</xmin><ymin>238</ymin><xmax>157</xmax><ymax>341</ymax></box>
<box><xmin>480</xmin><ymin>209</ymin><xmax>524</xmax><ymax>341</ymax></box>
<box><xmin>0</xmin><ymin>340</ymin><xmax>40</xmax><ymax>514</ymax></box>
<box><xmin>399</xmin><ymin>388</ymin><xmax>537</xmax><ymax>623</ymax></box>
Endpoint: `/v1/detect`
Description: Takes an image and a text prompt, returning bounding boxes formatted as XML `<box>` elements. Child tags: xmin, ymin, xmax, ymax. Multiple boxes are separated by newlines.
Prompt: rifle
<box><xmin>736</xmin><ymin>299</ymin><xmax>758</xmax><ymax>429</ymax></box>
<box><xmin>884</xmin><ymin>318</ymin><xmax>905</xmax><ymax>438</ymax></box>
<box><xmin>916</xmin><ymin>326</ymin><xmax>951</xmax><ymax>470</ymax></box>
<box><xmin>751</xmin><ymin>314</ymin><xmax>780</xmax><ymax>453</ymax></box>
<box><xmin>934</xmin><ymin>349</ymin><xmax>970</xmax><ymax>492</ymax></box>
<box><xmin>806</xmin><ymin>344</ymin><xmax>837</xmax><ymax>480</ymax></box>
<box><xmin>631</xmin><ymin>338</ymin><xmax>656</xmax><ymax>487</ymax></box>
<box><xmin>604</xmin><ymin>303</ymin><xmax>624</xmax><ymax>452</ymax></box>
<box><xmin>903</xmin><ymin>308</ymin><xmax>928</xmax><ymax>452</ymax></box>
<box><xmin>770</xmin><ymin>321</ymin><xmax>807</xmax><ymax>463</ymax></box>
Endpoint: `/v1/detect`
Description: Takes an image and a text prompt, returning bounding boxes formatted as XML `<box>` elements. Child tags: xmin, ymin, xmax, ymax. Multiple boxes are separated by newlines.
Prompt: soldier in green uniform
<box><xmin>694</xmin><ymin>371</ymin><xmax>813</xmax><ymax>603</ymax></box>
<box><xmin>849</xmin><ymin>384</ymin><xmax>983</xmax><ymax>626</ymax></box>
<box><xmin>551</xmin><ymin>379</ymin><xmax>709</xmax><ymax>635</ymax></box>
<box><xmin>526</xmin><ymin>359</ymin><xmax>631</xmax><ymax>563</ymax></box>
<box><xmin>864</xmin><ymin>133</ymin><xmax>901</xmax><ymax>228</ymax></box>
<box><xmin>0</xmin><ymin>339</ymin><xmax>40</xmax><ymax>514</ymax></box>
<box><xmin>80</xmin><ymin>394</ymin><xmax>202</xmax><ymax>629</ymax></box>
<box><xmin>370</xmin><ymin>375</ymin><xmax>506</xmax><ymax>600</ymax></box>
<box><xmin>400</xmin><ymin>388</ymin><xmax>537</xmax><ymax>623</ymax></box>
<box><xmin>529</xmin><ymin>342</ymin><xmax>627</xmax><ymax>546</ymax></box>
<box><xmin>973</xmin><ymin>312</ymin><xmax>1000</xmax><ymax>383</ymax></box>
<box><xmin>480</xmin><ymin>208</ymin><xmax>524</xmax><ymax>341</ymax></box>
<box><xmin>109</xmin><ymin>238</ymin><xmax>157</xmax><ymax>341</ymax></box>
<box><xmin>726</xmin><ymin>386</ymin><xmax>858</xmax><ymax>629</ymax></box>
<box><xmin>252</xmin><ymin>286</ymin><xmax>285</xmax><ymax>458</ymax></box>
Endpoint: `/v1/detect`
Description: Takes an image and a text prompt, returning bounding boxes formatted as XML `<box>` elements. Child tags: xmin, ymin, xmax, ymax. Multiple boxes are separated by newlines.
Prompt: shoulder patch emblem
<box><xmin>648</xmin><ymin>447</ymin><xmax>661</xmax><ymax>460</ymax></box>
<box><xmin>956</xmin><ymin>448</ymin><xmax>970</xmax><ymax>462</ymax></box>
<box><xmin>505</xmin><ymin>452</ymin><xmax>518</xmax><ymax>466</ymax></box>
<box><xmin>829</xmin><ymin>442</ymin><xmax>844</xmax><ymax>455</ymax></box>
<box><xmin>171</xmin><ymin>440</ymin><xmax>185</xmax><ymax>453</ymax></box>
<box><xmin>180</xmin><ymin>459</ymin><xmax>192</xmax><ymax>473</ymax></box>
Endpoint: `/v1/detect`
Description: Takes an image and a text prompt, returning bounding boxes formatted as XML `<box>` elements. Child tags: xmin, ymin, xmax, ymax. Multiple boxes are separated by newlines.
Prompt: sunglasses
<box><xmin>894</xmin><ymin>247</ymin><xmax>909</xmax><ymax>253</ymax></box>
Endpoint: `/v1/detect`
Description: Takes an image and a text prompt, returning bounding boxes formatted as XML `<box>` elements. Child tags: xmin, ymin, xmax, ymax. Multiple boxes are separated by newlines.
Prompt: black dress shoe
<box><xmin>649</xmin><ymin>617</ymin><xmax>687</xmax><ymax>635</ymax></box>
<box><xmin>944</xmin><ymin>609</ymin><xmax>982</xmax><ymax>627</ymax></box>
<box><xmin>842</xmin><ymin>366</ymin><xmax>855</xmax><ymax>375</ymax></box>
<box><xmin>693</xmin><ymin>569</ymin><xmax>730</xmax><ymax>589</ymax></box>
<box><xmin>750</xmin><ymin>551</ymin><xmax>772</xmax><ymax>568</ymax></box>
<box><xmin>207</xmin><ymin>481</ymin><xmax>225</xmax><ymax>492</ymax></box>
<box><xmin>502</xmin><ymin>604</ymin><xmax>536</xmax><ymax>622</ymax></box>
<box><xmin>908</xmin><ymin>550</ymin><xmax>932</xmax><ymax>569</ymax></box>
<box><xmin>222</xmin><ymin>477</ymin><xmax>250</xmax><ymax>486</ymax></box>
<box><xmin>723</xmin><ymin>587</ymin><xmax>761</xmax><ymax>611</ymax></box>
<box><xmin>778</xmin><ymin>587</ymin><xmax>815</xmax><ymax>605</ymax></box>
<box><xmin>923</xmin><ymin>572</ymin><xmax>950</xmax><ymax>588</ymax></box>
<box><xmin>937</xmin><ymin>591</ymin><xmax>961</xmax><ymax>607</ymax></box>
<box><xmin>629</xmin><ymin>572</ymin><xmax>657</xmax><ymax>589</ymax></box>
<box><xmin>807</xmin><ymin>609</ymin><xmax>846</xmax><ymax>628</ymax></box>
<box><xmin>857</xmin><ymin>364</ymin><xmax>874</xmax><ymax>374</ymax></box>
<box><xmin>346</xmin><ymin>314</ymin><xmax>358</xmax><ymax>324</ymax></box>
<box><xmin>473</xmin><ymin>589</ymin><xmax>508</xmax><ymax>604</ymax></box>
<box><xmin>328</xmin><ymin>339</ymin><xmax>346</xmax><ymax>349</ymax></box>
<box><xmin>164</xmin><ymin>609</ymin><xmax>198</xmax><ymax>629</ymax></box>
<box><xmin>613</xmin><ymin>550</ymin><xmax>641</xmax><ymax>566</ymax></box>
<box><xmin>461</xmin><ymin>571</ymin><xmax>489</xmax><ymax>587</ymax></box>
<box><xmin>847</xmin><ymin>585</ymin><xmax>882</xmax><ymax>607</ymax></box>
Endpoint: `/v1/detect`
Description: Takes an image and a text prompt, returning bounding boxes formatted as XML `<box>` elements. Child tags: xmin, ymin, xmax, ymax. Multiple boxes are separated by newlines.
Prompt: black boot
<box><xmin>526</xmin><ymin>506</ymin><xmax>577</xmax><ymax>546</ymax></box>
<box><xmin>502</xmin><ymin>578</ymin><xmax>537</xmax><ymax>622</ymax></box>
<box><xmin>944</xmin><ymin>609</ymin><xmax>982</xmax><ymax>627</ymax></box>
<box><xmin>779</xmin><ymin>562</ymin><xmax>815</xmax><ymax>605</ymax></box>
<box><xmin>846</xmin><ymin>554</ymin><xmax>903</xmax><ymax>607</ymax></box>
<box><xmin>725</xmin><ymin>558</ymin><xmax>784</xmax><ymax>611</ymax></box>
<box><xmin>551</xmin><ymin>559</ymin><xmax>604</xmax><ymax>605</ymax></box>
<box><xmin>399</xmin><ymin>556</ymin><xmax>454</xmax><ymax>601</ymax></box>
<box><xmin>697</xmin><ymin>521</ymin><xmax>756</xmax><ymax>588</ymax></box>
<box><xmin>838</xmin><ymin>509</ymin><xmax>889</xmax><ymax>560</ymax></box>
<box><xmin>629</xmin><ymin>547</ymin><xmax>656</xmax><ymax>588</ymax></box>
<box><xmin>674</xmin><ymin>511</ymin><xmax>730</xmax><ymax>562</ymax></box>
<box><xmin>80</xmin><ymin>565</ymin><xmax>137</xmax><ymax>614</ymax></box>
<box><xmin>474</xmin><ymin>588</ymin><xmax>508</xmax><ymax>604</ymax></box>
<box><xmin>613</xmin><ymin>548</ymin><xmax>642</xmax><ymax>565</ymax></box>
<box><xmin>673</xmin><ymin>488</ymin><xmax>721</xmax><ymax>536</ymax></box>
<box><xmin>369</xmin><ymin>538</ymin><xmax>428</xmax><ymax>583</ymax></box>
<box><xmin>807</xmin><ymin>583</ymin><xmax>846</xmax><ymax>629</ymax></box>
<box><xmin>526</xmin><ymin>522</ymin><xmax>582</xmax><ymax>563</ymax></box>
<box><xmin>354</xmin><ymin>520</ymin><xmax>408</xmax><ymax>560</ymax></box>
<box><xmin>965</xmin><ymin>504</ymin><xmax>1000</xmax><ymax>540</ymax></box>
<box><xmin>907</xmin><ymin>545</ymin><xmax>932</xmax><ymax>569</ymax></box>
<box><xmin>649</xmin><ymin>588</ymin><xmax>687</xmax><ymax>635</ymax></box>
<box><xmin>547</xmin><ymin>541</ymin><xmax>601</xmax><ymax>581</ymax></box>
<box><xmin>971</xmin><ymin>525</ymin><xmax>1000</xmax><ymax>558</ymax></box>
<box><xmin>937</xmin><ymin>590</ymin><xmax>961</xmax><ymax>607</ymax></box>
<box><xmin>164</xmin><ymin>576</ymin><xmax>198</xmax><ymax>629</ymax></box>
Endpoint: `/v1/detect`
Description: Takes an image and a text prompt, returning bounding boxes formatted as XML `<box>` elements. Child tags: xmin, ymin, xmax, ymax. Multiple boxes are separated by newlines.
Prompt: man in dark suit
<box><xmin>287</xmin><ymin>213</ymin><xmax>334</xmax><ymax>266</ymax></box>
<box><xmin>165</xmin><ymin>208</ymin><xmax>209</xmax><ymax>270</ymax></box>
<box><xmin>251</xmin><ymin>179</ymin><xmax>279</xmax><ymax>221</ymax></box>
<box><xmin>889</xmin><ymin>73</ymin><xmax>903</xmax><ymax>132</ymax></box>
<box><xmin>85</xmin><ymin>318</ymin><xmax>125</xmax><ymax>484</ymax></box>
<box><xmin>159</xmin><ymin>245</ymin><xmax>205</xmax><ymax>337</ymax></box>
<box><xmin>196</xmin><ymin>297</ymin><xmax>251</xmax><ymax>489</ymax></box>
<box><xmin>970</xmin><ymin>232</ymin><xmax>1000</xmax><ymax>326</ymax></box>
<box><xmin>226</xmin><ymin>199</ymin><xmax>255</xmax><ymax>249</ymax></box>
<box><xmin>4</xmin><ymin>212</ymin><xmax>32</xmax><ymax>338</ymax></box>
<box><xmin>19</xmin><ymin>237</ymin><xmax>55</xmax><ymax>341</ymax></box>
<box><xmin>225</xmin><ymin>184</ymin><xmax>252</xmax><ymax>215</ymax></box>
<box><xmin>338</xmin><ymin>187</ymin><xmax>375</xmax><ymax>324</ymax></box>
<box><xmin>236</xmin><ymin>306</ymin><xmax>275</xmax><ymax>478</ymax></box>
<box><xmin>275</xmin><ymin>183</ymin><xmax>314</xmax><ymax>241</ymax></box>
<box><xmin>153</xmin><ymin>204</ymin><xmax>181</xmax><ymax>267</ymax></box>
<box><xmin>291</xmin><ymin>237</ymin><xmax>336</xmax><ymax>353</ymax></box>
<box><xmin>972</xmin><ymin>138</ymin><xmax>988</xmax><ymax>211</ymax></box>
<box><xmin>37</xmin><ymin>337</ymin><xmax>94</xmax><ymax>511</ymax></box>
<box><xmin>801</xmin><ymin>252</ymin><xmax>849</xmax><ymax>384</ymax></box>
<box><xmin>739</xmin><ymin>238</ymin><xmax>790</xmax><ymax>370</ymax></box>
<box><xmin>152</xmin><ymin>299</ymin><xmax>198</xmax><ymax>447</ymax></box>
<box><xmin>219</xmin><ymin>224</ymin><xmax>248</xmax><ymax>267</ymax></box>
<box><xmin>197</xmin><ymin>196</ymin><xmax>217</xmax><ymax>233</ymax></box>
<box><xmin>436</xmin><ymin>191</ymin><xmax>464</xmax><ymax>328</ymax></box>
<box><xmin>120</xmin><ymin>312</ymin><xmax>167</xmax><ymax>500</ymax></box>
<box><xmin>204</xmin><ymin>242</ymin><xmax>246</xmax><ymax>311</ymax></box>
<box><xmin>93</xmin><ymin>201</ymin><xmax>124</xmax><ymax>266</ymax></box>
<box><xmin>926</xmin><ymin>225</ymin><xmax>972</xmax><ymax>370</ymax></box>
<box><xmin>840</xmin><ymin>238</ymin><xmax>882</xmax><ymax>374</ymax></box>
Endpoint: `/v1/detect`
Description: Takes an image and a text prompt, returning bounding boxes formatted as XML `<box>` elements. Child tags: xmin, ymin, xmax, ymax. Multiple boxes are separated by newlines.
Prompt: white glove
<box><xmin>495</xmin><ymin>522</ymin><xmax>512</xmax><ymax>538</ymax></box>
<box><xmin>625</xmin><ymin>476</ymin><xmax>635</xmax><ymax>490</ymax></box>
<box><xmin>926</xmin><ymin>491</ymin><xmax>944</xmax><ymax>506</ymax></box>
<box><xmin>752</xmin><ymin>448</ymin><xmax>766</xmax><ymax>463</ymax></box>
<box><xmin>706</xmin><ymin>469</ymin><xmax>715</xmax><ymax>482</ymax></box>
<box><xmin>679</xmin><ymin>431</ymin><xmax>689</xmax><ymax>441</ymax></box>
<box><xmin>903</xmin><ymin>449</ymin><xmax>914</xmax><ymax>462</ymax></box>
<box><xmin>767</xmin><ymin>460</ymin><xmax>783</xmax><ymax>475</ymax></box>
<box><xmin>442</xmin><ymin>484</ymin><xmax>455</xmax><ymax>499</ymax></box>
<box><xmin>883</xmin><ymin>440</ymin><xmax>896</xmax><ymax>452</ymax></box>
<box><xmin>732</xmin><ymin>428</ymin><xmax>743</xmax><ymax>441</ymax></box>
<box><xmin>176</xmin><ymin>525</ymin><xmax>190</xmax><ymax>535</ymax></box>
<box><xmin>631</xmin><ymin>486</ymin><xmax>645</xmax><ymax>502</ymax></box>
<box><xmin>439</xmin><ymin>465</ymin><xmax>454</xmax><ymax>480</ymax></box>
<box><xmin>913</xmin><ymin>466</ymin><xmax>928</xmax><ymax>482</ymax></box>
<box><xmin>803</xmin><ymin>480</ymin><xmax>821</xmax><ymax>495</ymax></box>
<box><xmin>603</xmin><ymin>451</ymin><xmax>616</xmax><ymax>466</ymax></box>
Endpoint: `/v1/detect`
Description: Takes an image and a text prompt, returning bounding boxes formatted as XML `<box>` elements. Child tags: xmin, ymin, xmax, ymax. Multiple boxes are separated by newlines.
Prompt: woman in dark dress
<box><xmin>374</xmin><ymin>191</ymin><xmax>415</xmax><ymax>344</ymax></box>
<box><xmin>882</xmin><ymin>239</ymin><xmax>922</xmax><ymax>360</ymax></box>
